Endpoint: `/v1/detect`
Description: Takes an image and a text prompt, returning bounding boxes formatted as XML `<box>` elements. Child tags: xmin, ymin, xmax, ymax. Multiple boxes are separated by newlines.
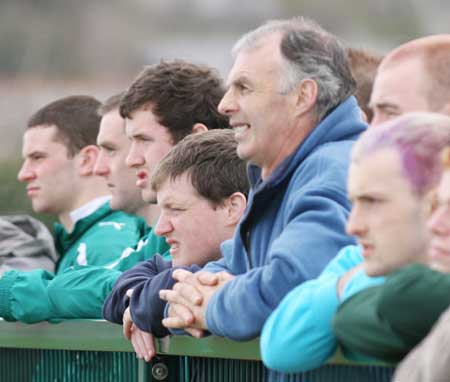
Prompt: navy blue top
<box><xmin>102</xmin><ymin>254</ymin><xmax>200</xmax><ymax>337</ymax></box>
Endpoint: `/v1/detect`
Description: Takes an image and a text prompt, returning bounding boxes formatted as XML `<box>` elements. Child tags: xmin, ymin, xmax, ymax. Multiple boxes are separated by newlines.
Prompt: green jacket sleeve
<box><xmin>0</xmin><ymin>269</ymin><xmax>56</xmax><ymax>323</ymax></box>
<box><xmin>47</xmin><ymin>266</ymin><xmax>122</xmax><ymax>319</ymax></box>
<box><xmin>46</xmin><ymin>232</ymin><xmax>170</xmax><ymax>319</ymax></box>
<box><xmin>0</xmin><ymin>229</ymin><xmax>169</xmax><ymax>323</ymax></box>
<box><xmin>333</xmin><ymin>264</ymin><xmax>450</xmax><ymax>362</ymax></box>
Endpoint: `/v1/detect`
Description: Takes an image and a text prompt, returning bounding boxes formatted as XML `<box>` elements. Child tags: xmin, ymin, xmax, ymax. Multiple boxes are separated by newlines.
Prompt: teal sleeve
<box><xmin>47</xmin><ymin>266</ymin><xmax>122</xmax><ymax>319</ymax></box>
<box><xmin>261</xmin><ymin>274</ymin><xmax>340</xmax><ymax>373</ymax></box>
<box><xmin>0</xmin><ymin>269</ymin><xmax>56</xmax><ymax>323</ymax></box>
<box><xmin>260</xmin><ymin>245</ymin><xmax>365</xmax><ymax>373</ymax></box>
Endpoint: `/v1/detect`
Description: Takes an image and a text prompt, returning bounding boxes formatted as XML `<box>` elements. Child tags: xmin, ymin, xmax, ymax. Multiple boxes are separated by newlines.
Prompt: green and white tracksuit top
<box><xmin>0</xmin><ymin>201</ymin><xmax>168</xmax><ymax>323</ymax></box>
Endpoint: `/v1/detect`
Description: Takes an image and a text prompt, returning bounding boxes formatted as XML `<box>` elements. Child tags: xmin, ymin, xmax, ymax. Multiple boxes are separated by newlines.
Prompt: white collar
<box><xmin>70</xmin><ymin>196</ymin><xmax>111</xmax><ymax>225</ymax></box>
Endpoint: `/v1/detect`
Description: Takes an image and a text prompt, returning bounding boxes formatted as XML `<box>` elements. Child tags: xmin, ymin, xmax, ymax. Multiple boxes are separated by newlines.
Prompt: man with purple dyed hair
<box><xmin>333</xmin><ymin>116</ymin><xmax>450</xmax><ymax>363</ymax></box>
<box><xmin>261</xmin><ymin>113</ymin><xmax>450</xmax><ymax>373</ymax></box>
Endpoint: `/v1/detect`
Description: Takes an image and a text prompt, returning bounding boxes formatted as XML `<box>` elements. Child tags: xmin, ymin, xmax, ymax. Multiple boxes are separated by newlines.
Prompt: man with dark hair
<box><xmin>160</xmin><ymin>17</ymin><xmax>365</xmax><ymax>340</ymax></box>
<box><xmin>119</xmin><ymin>60</ymin><xmax>228</xmax><ymax>144</ymax></box>
<box><xmin>27</xmin><ymin>95</ymin><xmax>101</xmax><ymax>156</ymax></box>
<box><xmin>121</xmin><ymin>60</ymin><xmax>229</xmax><ymax>204</ymax></box>
<box><xmin>103</xmin><ymin>130</ymin><xmax>248</xmax><ymax>361</ymax></box>
<box><xmin>0</xmin><ymin>95</ymin><xmax>147</xmax><ymax>323</ymax></box>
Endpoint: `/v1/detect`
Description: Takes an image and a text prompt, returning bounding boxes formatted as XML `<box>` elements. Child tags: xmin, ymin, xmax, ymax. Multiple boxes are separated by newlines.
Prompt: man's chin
<box><xmin>362</xmin><ymin>261</ymin><xmax>384</xmax><ymax>277</ymax></box>
<box><xmin>32</xmin><ymin>204</ymin><xmax>53</xmax><ymax>215</ymax></box>
<box><xmin>109</xmin><ymin>199</ymin><xmax>122</xmax><ymax>211</ymax></box>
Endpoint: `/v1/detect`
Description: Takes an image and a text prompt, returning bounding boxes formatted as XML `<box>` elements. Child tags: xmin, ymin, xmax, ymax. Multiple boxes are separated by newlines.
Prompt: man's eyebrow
<box><xmin>227</xmin><ymin>75</ymin><xmax>250</xmax><ymax>88</ymax></box>
<box><xmin>26</xmin><ymin>149</ymin><xmax>46</xmax><ymax>157</ymax></box>
<box><xmin>369</xmin><ymin>101</ymin><xmax>399</xmax><ymax>111</ymax></box>
<box><xmin>98</xmin><ymin>141</ymin><xmax>116</xmax><ymax>149</ymax></box>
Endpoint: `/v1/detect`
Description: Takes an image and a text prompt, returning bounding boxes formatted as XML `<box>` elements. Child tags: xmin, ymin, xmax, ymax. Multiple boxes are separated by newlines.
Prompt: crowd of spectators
<box><xmin>2</xmin><ymin>15</ymin><xmax>450</xmax><ymax>381</ymax></box>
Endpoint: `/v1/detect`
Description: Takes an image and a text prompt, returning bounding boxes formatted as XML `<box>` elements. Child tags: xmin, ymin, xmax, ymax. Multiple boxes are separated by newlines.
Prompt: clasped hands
<box><xmin>159</xmin><ymin>269</ymin><xmax>235</xmax><ymax>338</ymax></box>
<box><xmin>122</xmin><ymin>270</ymin><xmax>234</xmax><ymax>362</ymax></box>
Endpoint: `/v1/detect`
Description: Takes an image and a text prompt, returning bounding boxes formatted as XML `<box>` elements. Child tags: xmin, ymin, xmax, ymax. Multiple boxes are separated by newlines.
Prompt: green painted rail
<box><xmin>0</xmin><ymin>319</ymin><xmax>395</xmax><ymax>382</ymax></box>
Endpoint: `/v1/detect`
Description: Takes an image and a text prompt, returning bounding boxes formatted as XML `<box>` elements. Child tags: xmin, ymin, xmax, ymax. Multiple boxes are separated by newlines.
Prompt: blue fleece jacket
<box><xmin>260</xmin><ymin>245</ymin><xmax>385</xmax><ymax>373</ymax></box>
<box><xmin>202</xmin><ymin>96</ymin><xmax>366</xmax><ymax>340</ymax></box>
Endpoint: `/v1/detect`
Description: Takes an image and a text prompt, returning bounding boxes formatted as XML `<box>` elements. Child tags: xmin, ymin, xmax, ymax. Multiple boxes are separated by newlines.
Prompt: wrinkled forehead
<box><xmin>227</xmin><ymin>34</ymin><xmax>284</xmax><ymax>85</ymax></box>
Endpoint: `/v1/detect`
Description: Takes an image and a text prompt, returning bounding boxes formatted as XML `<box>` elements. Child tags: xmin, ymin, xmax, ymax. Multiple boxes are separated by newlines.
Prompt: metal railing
<box><xmin>0</xmin><ymin>319</ymin><xmax>394</xmax><ymax>382</ymax></box>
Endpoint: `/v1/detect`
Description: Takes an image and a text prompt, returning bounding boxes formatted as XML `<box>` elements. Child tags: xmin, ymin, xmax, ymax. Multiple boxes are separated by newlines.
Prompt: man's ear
<box><xmin>294</xmin><ymin>79</ymin><xmax>318</xmax><ymax>117</ymax></box>
<box><xmin>191</xmin><ymin>123</ymin><xmax>208</xmax><ymax>134</ymax></box>
<box><xmin>77</xmin><ymin>145</ymin><xmax>99</xmax><ymax>176</ymax></box>
<box><xmin>224</xmin><ymin>192</ymin><xmax>247</xmax><ymax>226</ymax></box>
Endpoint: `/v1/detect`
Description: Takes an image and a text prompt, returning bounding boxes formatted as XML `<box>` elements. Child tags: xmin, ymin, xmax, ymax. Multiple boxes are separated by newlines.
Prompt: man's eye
<box><xmin>235</xmin><ymin>83</ymin><xmax>250</xmax><ymax>93</ymax></box>
<box><xmin>362</xmin><ymin>197</ymin><xmax>379</xmax><ymax>205</ymax></box>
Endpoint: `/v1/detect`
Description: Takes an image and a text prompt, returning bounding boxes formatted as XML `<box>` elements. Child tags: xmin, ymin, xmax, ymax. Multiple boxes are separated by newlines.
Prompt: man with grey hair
<box><xmin>160</xmin><ymin>17</ymin><xmax>366</xmax><ymax>341</ymax></box>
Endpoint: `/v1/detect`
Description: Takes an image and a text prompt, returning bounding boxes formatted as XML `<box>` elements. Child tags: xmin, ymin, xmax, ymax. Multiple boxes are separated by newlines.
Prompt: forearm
<box><xmin>47</xmin><ymin>266</ymin><xmax>122</xmax><ymax>319</ymax></box>
<box><xmin>0</xmin><ymin>269</ymin><xmax>56</xmax><ymax>323</ymax></box>
<box><xmin>261</xmin><ymin>275</ymin><xmax>340</xmax><ymax>372</ymax></box>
